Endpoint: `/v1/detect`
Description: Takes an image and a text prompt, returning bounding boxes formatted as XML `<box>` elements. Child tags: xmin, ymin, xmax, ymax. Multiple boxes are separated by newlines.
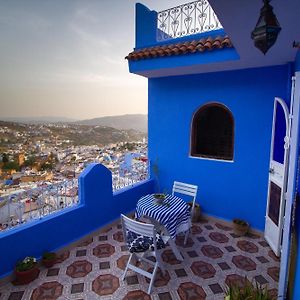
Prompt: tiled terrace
<box><xmin>0</xmin><ymin>217</ymin><xmax>279</xmax><ymax>300</ymax></box>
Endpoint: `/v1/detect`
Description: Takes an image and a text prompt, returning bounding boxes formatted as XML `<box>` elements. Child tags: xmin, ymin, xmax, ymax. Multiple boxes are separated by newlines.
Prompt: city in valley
<box><xmin>0</xmin><ymin>119</ymin><xmax>148</xmax><ymax>231</ymax></box>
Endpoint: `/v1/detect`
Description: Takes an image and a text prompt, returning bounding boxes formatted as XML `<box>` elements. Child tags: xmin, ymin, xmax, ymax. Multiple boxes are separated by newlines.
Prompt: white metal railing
<box><xmin>0</xmin><ymin>179</ymin><xmax>78</xmax><ymax>233</ymax></box>
<box><xmin>157</xmin><ymin>0</ymin><xmax>223</xmax><ymax>41</ymax></box>
<box><xmin>112</xmin><ymin>162</ymin><xmax>149</xmax><ymax>192</ymax></box>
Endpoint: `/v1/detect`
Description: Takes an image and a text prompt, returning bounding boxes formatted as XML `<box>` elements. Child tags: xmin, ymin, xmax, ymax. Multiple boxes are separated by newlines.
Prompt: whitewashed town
<box><xmin>0</xmin><ymin>120</ymin><xmax>148</xmax><ymax>232</ymax></box>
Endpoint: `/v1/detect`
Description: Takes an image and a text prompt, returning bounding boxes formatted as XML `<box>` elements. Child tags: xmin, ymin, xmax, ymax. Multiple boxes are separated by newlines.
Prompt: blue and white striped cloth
<box><xmin>136</xmin><ymin>194</ymin><xmax>191</xmax><ymax>239</ymax></box>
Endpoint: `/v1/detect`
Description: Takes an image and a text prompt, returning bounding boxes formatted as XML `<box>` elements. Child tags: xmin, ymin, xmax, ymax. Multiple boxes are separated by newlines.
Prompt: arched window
<box><xmin>191</xmin><ymin>103</ymin><xmax>234</xmax><ymax>161</ymax></box>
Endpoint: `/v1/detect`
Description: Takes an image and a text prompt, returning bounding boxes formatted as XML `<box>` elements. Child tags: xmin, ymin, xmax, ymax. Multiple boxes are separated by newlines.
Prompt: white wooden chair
<box><xmin>121</xmin><ymin>214</ymin><xmax>165</xmax><ymax>294</ymax></box>
<box><xmin>172</xmin><ymin>181</ymin><xmax>198</xmax><ymax>245</ymax></box>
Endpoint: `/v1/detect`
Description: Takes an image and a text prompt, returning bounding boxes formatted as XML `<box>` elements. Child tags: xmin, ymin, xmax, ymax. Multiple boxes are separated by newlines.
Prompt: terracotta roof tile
<box><xmin>126</xmin><ymin>35</ymin><xmax>233</xmax><ymax>61</ymax></box>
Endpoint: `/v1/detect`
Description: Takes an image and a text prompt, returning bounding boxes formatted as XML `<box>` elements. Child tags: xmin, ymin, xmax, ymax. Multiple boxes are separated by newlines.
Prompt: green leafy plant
<box><xmin>233</xmin><ymin>219</ymin><xmax>248</xmax><ymax>226</ymax></box>
<box><xmin>16</xmin><ymin>256</ymin><xmax>37</xmax><ymax>272</ymax></box>
<box><xmin>42</xmin><ymin>252</ymin><xmax>56</xmax><ymax>261</ymax></box>
<box><xmin>153</xmin><ymin>193</ymin><xmax>166</xmax><ymax>200</ymax></box>
<box><xmin>225</xmin><ymin>278</ymin><xmax>272</xmax><ymax>300</ymax></box>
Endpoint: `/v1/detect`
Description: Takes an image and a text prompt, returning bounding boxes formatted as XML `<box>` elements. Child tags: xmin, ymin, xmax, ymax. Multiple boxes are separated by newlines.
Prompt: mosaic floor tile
<box><xmin>0</xmin><ymin>216</ymin><xmax>280</xmax><ymax>299</ymax></box>
<box><xmin>215</xmin><ymin>223</ymin><xmax>232</xmax><ymax>231</ymax></box>
<box><xmin>268</xmin><ymin>267</ymin><xmax>280</xmax><ymax>282</ymax></box>
<box><xmin>123</xmin><ymin>290</ymin><xmax>151</xmax><ymax>300</ymax></box>
<box><xmin>8</xmin><ymin>291</ymin><xmax>24</xmax><ymax>300</ymax></box>
<box><xmin>237</xmin><ymin>240</ymin><xmax>258</xmax><ymax>253</ymax></box>
<box><xmin>255</xmin><ymin>275</ymin><xmax>268</xmax><ymax>285</ymax></box>
<box><xmin>218</xmin><ymin>262</ymin><xmax>231</xmax><ymax>270</ymax></box>
<box><xmin>232</xmin><ymin>255</ymin><xmax>256</xmax><ymax>271</ymax></box>
<box><xmin>201</xmin><ymin>245</ymin><xmax>223</xmax><ymax>259</ymax></box>
<box><xmin>162</xmin><ymin>249</ymin><xmax>181</xmax><ymax>265</ymax></box>
<box><xmin>175</xmin><ymin>268</ymin><xmax>187</xmax><ymax>277</ymax></box>
<box><xmin>55</xmin><ymin>250</ymin><xmax>69</xmax><ymax>264</ymax></box>
<box><xmin>31</xmin><ymin>281</ymin><xmax>63</xmax><ymax>300</ymax></box>
<box><xmin>47</xmin><ymin>268</ymin><xmax>59</xmax><ymax>277</ymax></box>
<box><xmin>99</xmin><ymin>261</ymin><xmax>110</xmax><ymax>270</ymax></box>
<box><xmin>209</xmin><ymin>232</ymin><xmax>229</xmax><ymax>243</ymax></box>
<box><xmin>66</xmin><ymin>260</ymin><xmax>92</xmax><ymax>278</ymax></box>
<box><xmin>77</xmin><ymin>237</ymin><xmax>93</xmax><ymax>247</ymax></box>
<box><xmin>175</xmin><ymin>236</ymin><xmax>194</xmax><ymax>248</ymax></box>
<box><xmin>93</xmin><ymin>243</ymin><xmax>115</xmax><ymax>258</ymax></box>
<box><xmin>98</xmin><ymin>235</ymin><xmax>108</xmax><ymax>241</ymax></box>
<box><xmin>225</xmin><ymin>246</ymin><xmax>236</xmax><ymax>252</ymax></box>
<box><xmin>126</xmin><ymin>275</ymin><xmax>139</xmax><ymax>285</ymax></box>
<box><xmin>76</xmin><ymin>249</ymin><xmax>87</xmax><ymax>257</ymax></box>
<box><xmin>256</xmin><ymin>256</ymin><xmax>269</xmax><ymax>263</ymax></box>
<box><xmin>117</xmin><ymin>254</ymin><xmax>130</xmax><ymax>270</ymax></box>
<box><xmin>71</xmin><ymin>283</ymin><xmax>84</xmax><ymax>294</ymax></box>
<box><xmin>145</xmin><ymin>268</ymin><xmax>170</xmax><ymax>287</ymax></box>
<box><xmin>158</xmin><ymin>292</ymin><xmax>172</xmax><ymax>300</ymax></box>
<box><xmin>92</xmin><ymin>274</ymin><xmax>119</xmax><ymax>296</ymax></box>
<box><xmin>191</xmin><ymin>260</ymin><xmax>216</xmax><ymax>279</ymax></box>
<box><xmin>209</xmin><ymin>283</ymin><xmax>224</xmax><ymax>294</ymax></box>
<box><xmin>187</xmin><ymin>250</ymin><xmax>198</xmax><ymax>258</ymax></box>
<box><xmin>177</xmin><ymin>282</ymin><xmax>206</xmax><ymax>299</ymax></box>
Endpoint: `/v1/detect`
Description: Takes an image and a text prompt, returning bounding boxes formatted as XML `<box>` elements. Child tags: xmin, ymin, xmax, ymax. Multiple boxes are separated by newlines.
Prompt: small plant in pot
<box><xmin>187</xmin><ymin>202</ymin><xmax>201</xmax><ymax>222</ymax></box>
<box><xmin>224</xmin><ymin>277</ymin><xmax>272</xmax><ymax>299</ymax></box>
<box><xmin>42</xmin><ymin>252</ymin><xmax>56</xmax><ymax>268</ymax></box>
<box><xmin>14</xmin><ymin>256</ymin><xmax>39</xmax><ymax>285</ymax></box>
<box><xmin>153</xmin><ymin>193</ymin><xmax>166</xmax><ymax>204</ymax></box>
<box><xmin>233</xmin><ymin>218</ymin><xmax>249</xmax><ymax>236</ymax></box>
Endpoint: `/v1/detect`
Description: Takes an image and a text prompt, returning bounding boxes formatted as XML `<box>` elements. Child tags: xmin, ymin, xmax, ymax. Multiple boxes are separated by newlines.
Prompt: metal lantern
<box><xmin>251</xmin><ymin>0</ymin><xmax>281</xmax><ymax>54</ymax></box>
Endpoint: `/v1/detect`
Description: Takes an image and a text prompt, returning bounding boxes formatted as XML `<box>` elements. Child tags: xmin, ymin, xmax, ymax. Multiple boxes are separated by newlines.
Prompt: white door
<box><xmin>264</xmin><ymin>97</ymin><xmax>290</xmax><ymax>257</ymax></box>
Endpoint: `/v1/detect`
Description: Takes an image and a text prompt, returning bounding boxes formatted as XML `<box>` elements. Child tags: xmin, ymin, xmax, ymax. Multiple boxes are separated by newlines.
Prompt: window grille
<box><xmin>191</xmin><ymin>103</ymin><xmax>234</xmax><ymax>160</ymax></box>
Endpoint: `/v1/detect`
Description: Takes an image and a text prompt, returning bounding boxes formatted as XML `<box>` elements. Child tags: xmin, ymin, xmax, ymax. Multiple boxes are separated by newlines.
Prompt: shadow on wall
<box><xmin>0</xmin><ymin>163</ymin><xmax>154</xmax><ymax>278</ymax></box>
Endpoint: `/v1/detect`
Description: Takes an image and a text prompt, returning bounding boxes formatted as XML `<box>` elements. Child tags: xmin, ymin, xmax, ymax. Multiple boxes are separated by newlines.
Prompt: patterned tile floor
<box><xmin>0</xmin><ymin>217</ymin><xmax>280</xmax><ymax>300</ymax></box>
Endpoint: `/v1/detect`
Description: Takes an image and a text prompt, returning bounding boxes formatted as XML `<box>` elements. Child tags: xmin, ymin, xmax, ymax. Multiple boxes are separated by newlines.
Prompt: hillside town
<box><xmin>0</xmin><ymin>121</ymin><xmax>148</xmax><ymax>231</ymax></box>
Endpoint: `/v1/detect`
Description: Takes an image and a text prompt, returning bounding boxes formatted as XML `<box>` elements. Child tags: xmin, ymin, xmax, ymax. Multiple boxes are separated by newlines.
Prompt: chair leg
<box><xmin>157</xmin><ymin>251</ymin><xmax>166</xmax><ymax>275</ymax></box>
<box><xmin>122</xmin><ymin>253</ymin><xmax>133</xmax><ymax>281</ymax></box>
<box><xmin>147</xmin><ymin>262</ymin><xmax>158</xmax><ymax>294</ymax></box>
<box><xmin>184</xmin><ymin>229</ymin><xmax>189</xmax><ymax>245</ymax></box>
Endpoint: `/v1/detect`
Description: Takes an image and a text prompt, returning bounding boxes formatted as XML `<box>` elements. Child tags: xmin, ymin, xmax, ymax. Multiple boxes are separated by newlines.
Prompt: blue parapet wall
<box><xmin>135</xmin><ymin>3</ymin><xmax>157</xmax><ymax>49</ymax></box>
<box><xmin>148</xmin><ymin>64</ymin><xmax>290</xmax><ymax>231</ymax></box>
<box><xmin>0</xmin><ymin>163</ymin><xmax>154</xmax><ymax>278</ymax></box>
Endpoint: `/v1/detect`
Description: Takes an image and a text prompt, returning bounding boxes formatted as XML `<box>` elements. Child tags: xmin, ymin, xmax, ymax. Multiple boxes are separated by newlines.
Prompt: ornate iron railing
<box><xmin>157</xmin><ymin>0</ymin><xmax>223</xmax><ymax>41</ymax></box>
<box><xmin>0</xmin><ymin>179</ymin><xmax>78</xmax><ymax>232</ymax></box>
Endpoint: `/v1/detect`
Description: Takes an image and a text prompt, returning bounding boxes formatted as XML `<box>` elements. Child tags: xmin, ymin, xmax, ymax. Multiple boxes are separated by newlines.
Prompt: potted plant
<box><xmin>42</xmin><ymin>252</ymin><xmax>56</xmax><ymax>268</ymax></box>
<box><xmin>232</xmin><ymin>218</ymin><xmax>249</xmax><ymax>236</ymax></box>
<box><xmin>15</xmin><ymin>256</ymin><xmax>39</xmax><ymax>284</ymax></box>
<box><xmin>188</xmin><ymin>202</ymin><xmax>201</xmax><ymax>222</ymax></box>
<box><xmin>224</xmin><ymin>279</ymin><xmax>272</xmax><ymax>299</ymax></box>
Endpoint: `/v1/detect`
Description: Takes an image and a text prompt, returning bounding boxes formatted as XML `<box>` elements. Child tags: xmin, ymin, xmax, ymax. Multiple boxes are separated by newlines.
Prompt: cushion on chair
<box><xmin>126</xmin><ymin>230</ymin><xmax>166</xmax><ymax>253</ymax></box>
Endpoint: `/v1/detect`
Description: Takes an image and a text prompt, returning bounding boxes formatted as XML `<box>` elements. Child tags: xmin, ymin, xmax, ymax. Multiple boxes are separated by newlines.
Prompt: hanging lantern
<box><xmin>251</xmin><ymin>0</ymin><xmax>281</xmax><ymax>55</ymax></box>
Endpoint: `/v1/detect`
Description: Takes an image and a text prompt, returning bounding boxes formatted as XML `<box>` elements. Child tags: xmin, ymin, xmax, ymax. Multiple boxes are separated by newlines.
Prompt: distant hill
<box><xmin>76</xmin><ymin>114</ymin><xmax>147</xmax><ymax>133</ymax></box>
<box><xmin>0</xmin><ymin>116</ymin><xmax>78</xmax><ymax>124</ymax></box>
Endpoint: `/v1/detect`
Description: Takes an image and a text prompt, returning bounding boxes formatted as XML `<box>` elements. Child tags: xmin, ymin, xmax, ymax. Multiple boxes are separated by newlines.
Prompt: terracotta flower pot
<box><xmin>15</xmin><ymin>265</ymin><xmax>39</xmax><ymax>284</ymax></box>
<box><xmin>42</xmin><ymin>257</ymin><xmax>56</xmax><ymax>268</ymax></box>
<box><xmin>188</xmin><ymin>202</ymin><xmax>201</xmax><ymax>222</ymax></box>
<box><xmin>42</xmin><ymin>253</ymin><xmax>56</xmax><ymax>268</ymax></box>
<box><xmin>233</xmin><ymin>219</ymin><xmax>249</xmax><ymax>236</ymax></box>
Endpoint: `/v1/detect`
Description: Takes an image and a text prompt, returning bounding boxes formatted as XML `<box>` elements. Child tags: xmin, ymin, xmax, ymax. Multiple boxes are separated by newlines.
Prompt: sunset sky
<box><xmin>0</xmin><ymin>0</ymin><xmax>184</xmax><ymax>120</ymax></box>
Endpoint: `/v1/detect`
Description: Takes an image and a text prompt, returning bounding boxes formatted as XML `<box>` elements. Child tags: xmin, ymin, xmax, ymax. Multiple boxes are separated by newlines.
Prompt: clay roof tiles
<box><xmin>126</xmin><ymin>35</ymin><xmax>233</xmax><ymax>61</ymax></box>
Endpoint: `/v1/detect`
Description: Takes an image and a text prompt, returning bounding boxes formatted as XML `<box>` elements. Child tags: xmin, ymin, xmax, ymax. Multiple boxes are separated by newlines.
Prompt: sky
<box><xmin>0</xmin><ymin>0</ymin><xmax>184</xmax><ymax>120</ymax></box>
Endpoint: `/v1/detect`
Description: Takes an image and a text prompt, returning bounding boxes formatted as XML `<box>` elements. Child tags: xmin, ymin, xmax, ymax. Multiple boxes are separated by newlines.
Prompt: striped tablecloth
<box><xmin>136</xmin><ymin>194</ymin><xmax>191</xmax><ymax>239</ymax></box>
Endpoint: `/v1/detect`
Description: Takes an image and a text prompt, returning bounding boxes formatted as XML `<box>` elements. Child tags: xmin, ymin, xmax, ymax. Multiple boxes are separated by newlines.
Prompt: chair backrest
<box><xmin>172</xmin><ymin>181</ymin><xmax>198</xmax><ymax>212</ymax></box>
<box><xmin>121</xmin><ymin>214</ymin><xmax>156</xmax><ymax>239</ymax></box>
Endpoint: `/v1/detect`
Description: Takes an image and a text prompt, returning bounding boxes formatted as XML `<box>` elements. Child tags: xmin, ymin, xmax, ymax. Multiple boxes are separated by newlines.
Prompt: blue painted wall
<box><xmin>135</xmin><ymin>3</ymin><xmax>157</xmax><ymax>49</ymax></box>
<box><xmin>148</xmin><ymin>64</ymin><xmax>289</xmax><ymax>231</ymax></box>
<box><xmin>0</xmin><ymin>163</ymin><xmax>154</xmax><ymax>278</ymax></box>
